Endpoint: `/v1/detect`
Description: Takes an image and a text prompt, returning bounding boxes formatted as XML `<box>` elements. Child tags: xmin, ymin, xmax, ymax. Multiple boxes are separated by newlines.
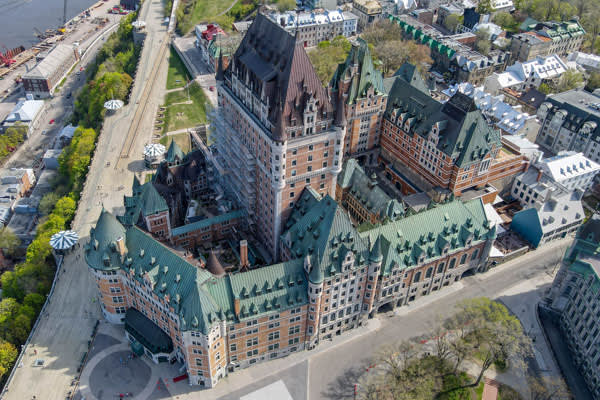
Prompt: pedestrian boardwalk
<box><xmin>482</xmin><ymin>379</ymin><xmax>499</xmax><ymax>400</ymax></box>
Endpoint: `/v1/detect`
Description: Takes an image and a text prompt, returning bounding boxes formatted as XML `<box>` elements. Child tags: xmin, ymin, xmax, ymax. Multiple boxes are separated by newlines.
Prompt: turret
<box><xmin>305</xmin><ymin>253</ymin><xmax>324</xmax><ymax>349</ymax></box>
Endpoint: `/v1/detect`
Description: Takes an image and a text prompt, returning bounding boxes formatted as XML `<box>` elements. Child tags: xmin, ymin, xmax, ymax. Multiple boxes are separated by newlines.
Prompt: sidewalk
<box><xmin>163</xmin><ymin>318</ymin><xmax>382</xmax><ymax>400</ymax></box>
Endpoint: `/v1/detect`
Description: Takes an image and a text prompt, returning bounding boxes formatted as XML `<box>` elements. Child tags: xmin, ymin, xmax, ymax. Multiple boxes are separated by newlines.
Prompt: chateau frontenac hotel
<box><xmin>86</xmin><ymin>14</ymin><xmax>498</xmax><ymax>388</ymax></box>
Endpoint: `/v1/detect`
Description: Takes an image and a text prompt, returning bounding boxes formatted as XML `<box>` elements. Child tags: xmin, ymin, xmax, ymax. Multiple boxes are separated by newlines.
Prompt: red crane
<box><xmin>0</xmin><ymin>45</ymin><xmax>16</xmax><ymax>67</ymax></box>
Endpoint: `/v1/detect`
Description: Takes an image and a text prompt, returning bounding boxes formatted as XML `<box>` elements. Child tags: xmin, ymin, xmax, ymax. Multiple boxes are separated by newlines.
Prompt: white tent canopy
<box><xmin>50</xmin><ymin>230</ymin><xmax>79</xmax><ymax>250</ymax></box>
<box><xmin>132</xmin><ymin>20</ymin><xmax>146</xmax><ymax>28</ymax></box>
<box><xmin>103</xmin><ymin>99</ymin><xmax>124</xmax><ymax>110</ymax></box>
<box><xmin>144</xmin><ymin>143</ymin><xmax>166</xmax><ymax>157</ymax></box>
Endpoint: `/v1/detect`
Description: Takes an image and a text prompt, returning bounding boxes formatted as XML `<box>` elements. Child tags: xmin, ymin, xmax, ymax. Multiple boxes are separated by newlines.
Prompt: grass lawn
<box><xmin>162</xmin><ymin>83</ymin><xmax>210</xmax><ymax>133</ymax></box>
<box><xmin>160</xmin><ymin>133</ymin><xmax>192</xmax><ymax>153</ymax></box>
<box><xmin>165</xmin><ymin>88</ymin><xmax>190</xmax><ymax>105</ymax></box>
<box><xmin>167</xmin><ymin>47</ymin><xmax>191</xmax><ymax>90</ymax></box>
<box><xmin>475</xmin><ymin>381</ymin><xmax>485</xmax><ymax>399</ymax></box>
<box><xmin>178</xmin><ymin>0</ymin><xmax>237</xmax><ymax>34</ymax></box>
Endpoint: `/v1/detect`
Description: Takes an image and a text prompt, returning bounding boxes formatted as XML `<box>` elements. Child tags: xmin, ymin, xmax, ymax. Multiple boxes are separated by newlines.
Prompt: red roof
<box><xmin>202</xmin><ymin>24</ymin><xmax>226</xmax><ymax>41</ymax></box>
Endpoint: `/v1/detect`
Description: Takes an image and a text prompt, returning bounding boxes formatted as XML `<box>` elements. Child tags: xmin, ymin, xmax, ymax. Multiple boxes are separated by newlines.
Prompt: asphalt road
<box><xmin>308</xmin><ymin>239</ymin><xmax>571</xmax><ymax>400</ymax></box>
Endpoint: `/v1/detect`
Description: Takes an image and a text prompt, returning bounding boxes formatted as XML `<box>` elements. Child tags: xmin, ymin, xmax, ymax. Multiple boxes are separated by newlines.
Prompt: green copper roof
<box><xmin>166</xmin><ymin>140</ymin><xmax>184</xmax><ymax>164</ymax></box>
<box><xmin>281</xmin><ymin>189</ymin><xmax>369</xmax><ymax>278</ymax></box>
<box><xmin>338</xmin><ymin>159</ymin><xmax>404</xmax><ymax>221</ymax></box>
<box><xmin>385</xmin><ymin>76</ymin><xmax>501</xmax><ymax>167</ymax></box>
<box><xmin>361</xmin><ymin>199</ymin><xmax>494</xmax><ymax>276</ymax></box>
<box><xmin>388</xmin><ymin>15</ymin><xmax>455</xmax><ymax>59</ymax></box>
<box><xmin>171</xmin><ymin>210</ymin><xmax>246</xmax><ymax>237</ymax></box>
<box><xmin>330</xmin><ymin>37</ymin><xmax>385</xmax><ymax>104</ymax></box>
<box><xmin>85</xmin><ymin>209</ymin><xmax>127</xmax><ymax>271</ymax></box>
<box><xmin>119</xmin><ymin>180</ymin><xmax>169</xmax><ymax>225</ymax></box>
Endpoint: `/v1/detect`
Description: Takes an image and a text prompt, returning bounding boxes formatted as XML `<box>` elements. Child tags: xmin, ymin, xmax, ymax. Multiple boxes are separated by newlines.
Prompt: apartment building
<box><xmin>213</xmin><ymin>14</ymin><xmax>346</xmax><ymax>258</ymax></box>
<box><xmin>536</xmin><ymin>89</ymin><xmax>600</xmax><ymax>163</ymax></box>
<box><xmin>379</xmin><ymin>69</ymin><xmax>528</xmax><ymax>196</ymax></box>
<box><xmin>484</xmin><ymin>54</ymin><xmax>569</xmax><ymax>95</ymax></box>
<box><xmin>330</xmin><ymin>38</ymin><xmax>387</xmax><ymax>160</ymax></box>
<box><xmin>352</xmin><ymin>0</ymin><xmax>383</xmax><ymax>31</ymax></box>
<box><xmin>510</xmin><ymin>19</ymin><xmax>585</xmax><ymax>62</ymax></box>
<box><xmin>266</xmin><ymin>9</ymin><xmax>358</xmax><ymax>48</ymax></box>
<box><xmin>547</xmin><ymin>217</ymin><xmax>600</xmax><ymax>398</ymax></box>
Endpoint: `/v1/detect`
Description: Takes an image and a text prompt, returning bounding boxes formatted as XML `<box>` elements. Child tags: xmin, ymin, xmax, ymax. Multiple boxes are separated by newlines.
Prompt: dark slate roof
<box><xmin>543</xmin><ymin>89</ymin><xmax>600</xmax><ymax>142</ymax></box>
<box><xmin>385</xmin><ymin>75</ymin><xmax>501</xmax><ymax>167</ymax></box>
<box><xmin>578</xmin><ymin>215</ymin><xmax>600</xmax><ymax>246</ymax></box>
<box><xmin>338</xmin><ymin>159</ymin><xmax>404</xmax><ymax>221</ymax></box>
<box><xmin>125</xmin><ymin>308</ymin><xmax>173</xmax><ymax>354</ymax></box>
<box><xmin>330</xmin><ymin>38</ymin><xmax>385</xmax><ymax>104</ymax></box>
<box><xmin>118</xmin><ymin>180</ymin><xmax>169</xmax><ymax>225</ymax></box>
<box><xmin>518</xmin><ymin>88</ymin><xmax>546</xmax><ymax>110</ymax></box>
<box><xmin>226</xmin><ymin>13</ymin><xmax>332</xmax><ymax>142</ymax></box>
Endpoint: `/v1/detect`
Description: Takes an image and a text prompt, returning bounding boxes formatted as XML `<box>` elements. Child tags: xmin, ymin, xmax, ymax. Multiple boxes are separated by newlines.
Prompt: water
<box><xmin>0</xmin><ymin>0</ymin><xmax>97</xmax><ymax>49</ymax></box>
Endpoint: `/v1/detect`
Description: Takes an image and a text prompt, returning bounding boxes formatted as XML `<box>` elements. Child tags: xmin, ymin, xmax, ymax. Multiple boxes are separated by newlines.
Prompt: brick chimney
<box><xmin>234</xmin><ymin>298</ymin><xmax>240</xmax><ymax>318</ymax></box>
<box><xmin>240</xmin><ymin>240</ymin><xmax>249</xmax><ymax>268</ymax></box>
<box><xmin>536</xmin><ymin>168</ymin><xmax>543</xmax><ymax>182</ymax></box>
<box><xmin>116</xmin><ymin>236</ymin><xmax>127</xmax><ymax>257</ymax></box>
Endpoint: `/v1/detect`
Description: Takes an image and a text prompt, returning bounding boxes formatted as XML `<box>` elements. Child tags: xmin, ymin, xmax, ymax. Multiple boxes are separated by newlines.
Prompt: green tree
<box><xmin>555</xmin><ymin>69</ymin><xmax>584</xmax><ymax>92</ymax></box>
<box><xmin>275</xmin><ymin>0</ymin><xmax>296</xmax><ymax>12</ymax></box>
<box><xmin>586</xmin><ymin>72</ymin><xmax>600</xmax><ymax>91</ymax></box>
<box><xmin>448</xmin><ymin>298</ymin><xmax>530</xmax><ymax>387</ymax></box>
<box><xmin>38</xmin><ymin>192</ymin><xmax>61</xmax><ymax>216</ymax></box>
<box><xmin>0</xmin><ymin>227</ymin><xmax>20</xmax><ymax>257</ymax></box>
<box><xmin>493</xmin><ymin>12</ymin><xmax>518</xmax><ymax>32</ymax></box>
<box><xmin>477</xmin><ymin>0</ymin><xmax>493</xmax><ymax>13</ymax></box>
<box><xmin>538</xmin><ymin>82</ymin><xmax>552</xmax><ymax>94</ymax></box>
<box><xmin>444</xmin><ymin>14</ymin><xmax>462</xmax><ymax>32</ymax></box>
<box><xmin>0</xmin><ymin>341</ymin><xmax>17</xmax><ymax>378</ymax></box>
<box><xmin>308</xmin><ymin>36</ymin><xmax>352</xmax><ymax>84</ymax></box>
<box><xmin>475</xmin><ymin>28</ymin><xmax>492</xmax><ymax>56</ymax></box>
<box><xmin>53</xmin><ymin>196</ymin><xmax>77</xmax><ymax>223</ymax></box>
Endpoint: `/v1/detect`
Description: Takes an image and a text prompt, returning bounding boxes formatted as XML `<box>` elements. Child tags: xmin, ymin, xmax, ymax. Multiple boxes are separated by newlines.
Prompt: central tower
<box><xmin>214</xmin><ymin>14</ymin><xmax>346</xmax><ymax>259</ymax></box>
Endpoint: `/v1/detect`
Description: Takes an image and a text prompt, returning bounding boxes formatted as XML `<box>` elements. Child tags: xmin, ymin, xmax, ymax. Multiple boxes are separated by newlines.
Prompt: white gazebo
<box><xmin>144</xmin><ymin>143</ymin><xmax>166</xmax><ymax>168</ymax></box>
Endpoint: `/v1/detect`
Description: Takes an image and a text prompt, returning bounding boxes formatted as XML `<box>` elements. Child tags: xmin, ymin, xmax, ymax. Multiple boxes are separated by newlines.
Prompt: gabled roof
<box><xmin>118</xmin><ymin>180</ymin><xmax>169</xmax><ymax>225</ymax></box>
<box><xmin>392</xmin><ymin>63</ymin><xmax>429</xmax><ymax>95</ymax></box>
<box><xmin>338</xmin><ymin>159</ymin><xmax>404</xmax><ymax>221</ymax></box>
<box><xmin>385</xmin><ymin>76</ymin><xmax>501</xmax><ymax>167</ymax></box>
<box><xmin>330</xmin><ymin>38</ymin><xmax>385</xmax><ymax>104</ymax></box>
<box><xmin>281</xmin><ymin>189</ymin><xmax>369</xmax><ymax>278</ymax></box>
<box><xmin>166</xmin><ymin>140</ymin><xmax>184</xmax><ymax>164</ymax></box>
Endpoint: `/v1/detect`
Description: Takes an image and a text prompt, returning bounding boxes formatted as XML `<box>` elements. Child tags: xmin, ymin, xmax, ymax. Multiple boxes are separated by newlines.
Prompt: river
<box><xmin>0</xmin><ymin>0</ymin><xmax>98</xmax><ymax>50</ymax></box>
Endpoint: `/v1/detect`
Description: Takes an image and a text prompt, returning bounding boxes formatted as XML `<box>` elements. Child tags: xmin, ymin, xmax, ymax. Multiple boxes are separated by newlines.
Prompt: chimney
<box><xmin>536</xmin><ymin>168</ymin><xmax>543</xmax><ymax>182</ymax></box>
<box><xmin>234</xmin><ymin>298</ymin><xmax>241</xmax><ymax>318</ymax></box>
<box><xmin>280</xmin><ymin>17</ymin><xmax>286</xmax><ymax>27</ymax></box>
<box><xmin>240</xmin><ymin>240</ymin><xmax>249</xmax><ymax>268</ymax></box>
<box><xmin>116</xmin><ymin>236</ymin><xmax>127</xmax><ymax>257</ymax></box>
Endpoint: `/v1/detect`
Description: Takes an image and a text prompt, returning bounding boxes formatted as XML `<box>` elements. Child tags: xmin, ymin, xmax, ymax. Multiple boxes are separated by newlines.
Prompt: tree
<box><xmin>38</xmin><ymin>192</ymin><xmax>61</xmax><ymax>216</ymax></box>
<box><xmin>308</xmin><ymin>36</ymin><xmax>352</xmax><ymax>84</ymax></box>
<box><xmin>493</xmin><ymin>12</ymin><xmax>518</xmax><ymax>32</ymax></box>
<box><xmin>475</xmin><ymin>28</ymin><xmax>492</xmax><ymax>56</ymax></box>
<box><xmin>0</xmin><ymin>227</ymin><xmax>20</xmax><ymax>257</ymax></box>
<box><xmin>586</xmin><ymin>72</ymin><xmax>600</xmax><ymax>91</ymax></box>
<box><xmin>275</xmin><ymin>0</ymin><xmax>296</xmax><ymax>12</ymax></box>
<box><xmin>526</xmin><ymin>375</ymin><xmax>570</xmax><ymax>399</ymax></box>
<box><xmin>477</xmin><ymin>0</ymin><xmax>493</xmax><ymax>13</ymax></box>
<box><xmin>444</xmin><ymin>14</ymin><xmax>462</xmax><ymax>32</ymax></box>
<box><xmin>555</xmin><ymin>69</ymin><xmax>584</xmax><ymax>92</ymax></box>
<box><xmin>0</xmin><ymin>341</ymin><xmax>17</xmax><ymax>378</ymax></box>
<box><xmin>538</xmin><ymin>83</ymin><xmax>552</xmax><ymax>94</ymax></box>
<box><xmin>450</xmin><ymin>298</ymin><xmax>530</xmax><ymax>387</ymax></box>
